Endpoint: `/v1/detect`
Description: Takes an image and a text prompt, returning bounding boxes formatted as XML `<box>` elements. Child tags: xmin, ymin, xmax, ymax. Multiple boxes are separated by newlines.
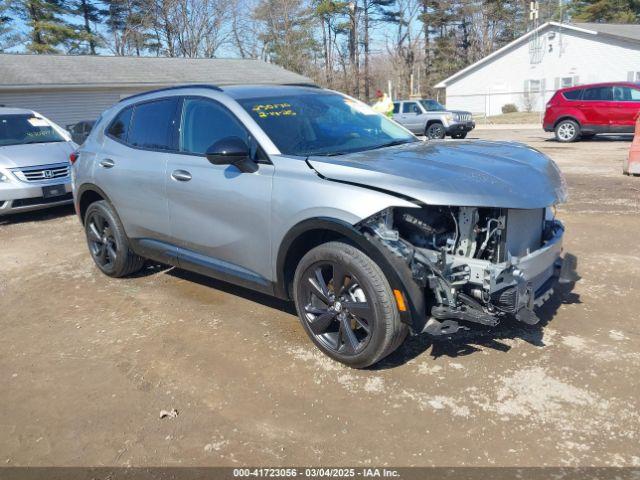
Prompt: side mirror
<box><xmin>205</xmin><ymin>136</ymin><xmax>258</xmax><ymax>173</ymax></box>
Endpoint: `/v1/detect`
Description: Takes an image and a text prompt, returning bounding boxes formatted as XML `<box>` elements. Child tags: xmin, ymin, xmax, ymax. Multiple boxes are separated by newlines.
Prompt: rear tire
<box><xmin>555</xmin><ymin>119</ymin><xmax>580</xmax><ymax>142</ymax></box>
<box><xmin>293</xmin><ymin>241</ymin><xmax>408</xmax><ymax>368</ymax></box>
<box><xmin>426</xmin><ymin>122</ymin><xmax>446</xmax><ymax>140</ymax></box>
<box><xmin>84</xmin><ymin>200</ymin><xmax>145</xmax><ymax>277</ymax></box>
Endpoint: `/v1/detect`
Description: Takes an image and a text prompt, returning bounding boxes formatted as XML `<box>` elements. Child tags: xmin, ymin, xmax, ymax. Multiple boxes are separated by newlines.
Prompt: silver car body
<box><xmin>0</xmin><ymin>108</ymin><xmax>76</xmax><ymax>215</ymax></box>
<box><xmin>393</xmin><ymin>99</ymin><xmax>475</xmax><ymax>137</ymax></box>
<box><xmin>73</xmin><ymin>85</ymin><xmax>566</xmax><ymax>334</ymax></box>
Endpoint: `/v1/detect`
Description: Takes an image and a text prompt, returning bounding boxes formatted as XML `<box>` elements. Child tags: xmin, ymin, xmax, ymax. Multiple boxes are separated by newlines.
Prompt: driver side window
<box><xmin>179</xmin><ymin>97</ymin><xmax>250</xmax><ymax>155</ymax></box>
<box><xmin>402</xmin><ymin>102</ymin><xmax>419</xmax><ymax>114</ymax></box>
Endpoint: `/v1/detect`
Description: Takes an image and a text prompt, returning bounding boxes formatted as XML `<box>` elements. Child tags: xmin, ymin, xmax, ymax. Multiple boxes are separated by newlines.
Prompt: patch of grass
<box><xmin>475</xmin><ymin>112</ymin><xmax>541</xmax><ymax>124</ymax></box>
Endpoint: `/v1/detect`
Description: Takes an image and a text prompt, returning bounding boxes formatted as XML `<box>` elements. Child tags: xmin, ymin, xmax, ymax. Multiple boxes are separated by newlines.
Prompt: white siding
<box><xmin>0</xmin><ymin>88</ymin><xmax>144</xmax><ymax>127</ymax></box>
<box><xmin>443</xmin><ymin>26</ymin><xmax>640</xmax><ymax>116</ymax></box>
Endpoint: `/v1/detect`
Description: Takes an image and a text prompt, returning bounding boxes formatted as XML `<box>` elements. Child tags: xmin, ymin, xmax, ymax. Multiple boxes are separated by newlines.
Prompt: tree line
<box><xmin>0</xmin><ymin>0</ymin><xmax>638</xmax><ymax>100</ymax></box>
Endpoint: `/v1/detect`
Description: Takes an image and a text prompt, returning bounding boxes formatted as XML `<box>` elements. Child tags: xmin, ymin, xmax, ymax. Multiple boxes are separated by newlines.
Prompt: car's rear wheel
<box><xmin>426</xmin><ymin>123</ymin><xmax>446</xmax><ymax>139</ymax></box>
<box><xmin>84</xmin><ymin>200</ymin><xmax>145</xmax><ymax>277</ymax></box>
<box><xmin>452</xmin><ymin>132</ymin><xmax>467</xmax><ymax>139</ymax></box>
<box><xmin>293</xmin><ymin>241</ymin><xmax>408</xmax><ymax>368</ymax></box>
<box><xmin>555</xmin><ymin>119</ymin><xmax>580</xmax><ymax>142</ymax></box>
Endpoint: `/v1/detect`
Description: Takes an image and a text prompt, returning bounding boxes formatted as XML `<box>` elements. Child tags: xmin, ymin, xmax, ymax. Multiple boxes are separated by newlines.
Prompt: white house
<box><xmin>435</xmin><ymin>22</ymin><xmax>640</xmax><ymax>116</ymax></box>
<box><xmin>0</xmin><ymin>54</ymin><xmax>312</xmax><ymax>127</ymax></box>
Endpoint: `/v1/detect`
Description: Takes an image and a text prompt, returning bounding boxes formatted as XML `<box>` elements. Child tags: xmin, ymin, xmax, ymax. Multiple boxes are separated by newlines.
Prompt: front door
<box><xmin>166</xmin><ymin>96</ymin><xmax>274</xmax><ymax>291</ymax></box>
<box><xmin>611</xmin><ymin>85</ymin><xmax>640</xmax><ymax>131</ymax></box>
<box><xmin>398</xmin><ymin>101</ymin><xmax>423</xmax><ymax>133</ymax></box>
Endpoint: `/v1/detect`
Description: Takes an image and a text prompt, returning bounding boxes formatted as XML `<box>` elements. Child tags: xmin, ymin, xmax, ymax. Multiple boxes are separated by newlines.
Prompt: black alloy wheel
<box><xmin>426</xmin><ymin>123</ymin><xmax>446</xmax><ymax>139</ymax></box>
<box><xmin>84</xmin><ymin>200</ymin><xmax>145</xmax><ymax>277</ymax></box>
<box><xmin>87</xmin><ymin>211</ymin><xmax>118</xmax><ymax>271</ymax></box>
<box><xmin>300</xmin><ymin>262</ymin><xmax>372</xmax><ymax>356</ymax></box>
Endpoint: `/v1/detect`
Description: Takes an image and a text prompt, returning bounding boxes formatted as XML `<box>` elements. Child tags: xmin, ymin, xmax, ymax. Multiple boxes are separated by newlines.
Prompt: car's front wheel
<box><xmin>84</xmin><ymin>200</ymin><xmax>145</xmax><ymax>277</ymax></box>
<box><xmin>555</xmin><ymin>119</ymin><xmax>580</xmax><ymax>142</ymax></box>
<box><xmin>426</xmin><ymin>122</ymin><xmax>446</xmax><ymax>139</ymax></box>
<box><xmin>452</xmin><ymin>132</ymin><xmax>467</xmax><ymax>139</ymax></box>
<box><xmin>293</xmin><ymin>241</ymin><xmax>408</xmax><ymax>368</ymax></box>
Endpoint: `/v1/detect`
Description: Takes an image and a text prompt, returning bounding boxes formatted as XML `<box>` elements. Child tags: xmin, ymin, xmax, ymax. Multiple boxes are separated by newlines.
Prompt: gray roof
<box><xmin>0</xmin><ymin>54</ymin><xmax>315</xmax><ymax>90</ymax></box>
<box><xmin>573</xmin><ymin>22</ymin><xmax>640</xmax><ymax>42</ymax></box>
<box><xmin>0</xmin><ymin>107</ymin><xmax>36</xmax><ymax>115</ymax></box>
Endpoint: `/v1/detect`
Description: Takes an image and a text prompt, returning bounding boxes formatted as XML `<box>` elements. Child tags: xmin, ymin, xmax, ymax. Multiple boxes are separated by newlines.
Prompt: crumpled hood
<box><xmin>0</xmin><ymin>141</ymin><xmax>74</xmax><ymax>169</ymax></box>
<box><xmin>308</xmin><ymin>140</ymin><xmax>567</xmax><ymax>209</ymax></box>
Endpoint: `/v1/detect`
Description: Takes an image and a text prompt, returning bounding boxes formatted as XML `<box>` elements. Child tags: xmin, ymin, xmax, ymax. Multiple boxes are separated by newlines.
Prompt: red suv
<box><xmin>543</xmin><ymin>82</ymin><xmax>640</xmax><ymax>142</ymax></box>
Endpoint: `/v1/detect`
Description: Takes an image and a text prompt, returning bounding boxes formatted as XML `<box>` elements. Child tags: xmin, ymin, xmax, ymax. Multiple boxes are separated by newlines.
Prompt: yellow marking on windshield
<box><xmin>252</xmin><ymin>103</ymin><xmax>297</xmax><ymax>119</ymax></box>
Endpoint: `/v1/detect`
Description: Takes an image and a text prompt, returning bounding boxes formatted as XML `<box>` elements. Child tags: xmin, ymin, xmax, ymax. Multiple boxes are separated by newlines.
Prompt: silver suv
<box><xmin>0</xmin><ymin>108</ymin><xmax>76</xmax><ymax>215</ymax></box>
<box><xmin>393</xmin><ymin>99</ymin><xmax>475</xmax><ymax>139</ymax></box>
<box><xmin>73</xmin><ymin>84</ymin><xmax>566</xmax><ymax>368</ymax></box>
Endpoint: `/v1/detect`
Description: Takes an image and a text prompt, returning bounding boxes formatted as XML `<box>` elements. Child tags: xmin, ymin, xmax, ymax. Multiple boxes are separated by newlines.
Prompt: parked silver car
<box><xmin>393</xmin><ymin>99</ymin><xmax>475</xmax><ymax>139</ymax></box>
<box><xmin>73</xmin><ymin>85</ymin><xmax>566</xmax><ymax>368</ymax></box>
<box><xmin>0</xmin><ymin>108</ymin><xmax>76</xmax><ymax>215</ymax></box>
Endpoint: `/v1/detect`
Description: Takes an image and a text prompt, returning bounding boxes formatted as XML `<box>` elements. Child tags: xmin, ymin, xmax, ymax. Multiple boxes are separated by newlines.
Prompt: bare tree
<box><xmin>384</xmin><ymin>0</ymin><xmax>421</xmax><ymax>99</ymax></box>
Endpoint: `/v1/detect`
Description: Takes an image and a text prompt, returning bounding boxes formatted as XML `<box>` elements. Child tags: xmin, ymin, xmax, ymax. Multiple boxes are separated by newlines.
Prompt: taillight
<box><xmin>69</xmin><ymin>151</ymin><xmax>79</xmax><ymax>164</ymax></box>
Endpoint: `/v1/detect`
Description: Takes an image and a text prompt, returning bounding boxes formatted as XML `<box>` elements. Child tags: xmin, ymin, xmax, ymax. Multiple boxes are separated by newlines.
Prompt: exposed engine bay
<box><xmin>359</xmin><ymin>205</ymin><xmax>564</xmax><ymax>335</ymax></box>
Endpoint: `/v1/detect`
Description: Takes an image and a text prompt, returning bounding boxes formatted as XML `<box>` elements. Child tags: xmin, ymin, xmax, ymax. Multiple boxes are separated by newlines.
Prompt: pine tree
<box><xmin>0</xmin><ymin>0</ymin><xmax>21</xmax><ymax>51</ymax></box>
<box><xmin>70</xmin><ymin>0</ymin><xmax>104</xmax><ymax>54</ymax></box>
<box><xmin>254</xmin><ymin>0</ymin><xmax>318</xmax><ymax>74</ymax></box>
<box><xmin>14</xmin><ymin>0</ymin><xmax>83</xmax><ymax>53</ymax></box>
<box><xmin>571</xmin><ymin>0</ymin><xmax>639</xmax><ymax>23</ymax></box>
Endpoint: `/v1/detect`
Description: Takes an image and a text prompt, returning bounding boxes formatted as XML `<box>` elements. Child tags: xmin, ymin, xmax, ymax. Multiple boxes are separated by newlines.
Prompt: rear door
<box><xmin>165</xmin><ymin>96</ymin><xmax>274</xmax><ymax>290</ymax></box>
<box><xmin>580</xmin><ymin>86</ymin><xmax>613</xmax><ymax>130</ymax></box>
<box><xmin>95</xmin><ymin>97</ymin><xmax>178</xmax><ymax>244</ymax></box>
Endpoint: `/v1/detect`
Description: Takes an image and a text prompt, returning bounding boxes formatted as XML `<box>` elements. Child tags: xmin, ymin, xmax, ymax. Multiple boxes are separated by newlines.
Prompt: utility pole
<box><xmin>349</xmin><ymin>1</ymin><xmax>360</xmax><ymax>98</ymax></box>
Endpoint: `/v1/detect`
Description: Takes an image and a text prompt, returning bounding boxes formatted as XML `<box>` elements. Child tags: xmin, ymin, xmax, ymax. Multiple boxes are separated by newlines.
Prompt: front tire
<box><xmin>452</xmin><ymin>132</ymin><xmax>467</xmax><ymax>139</ymax></box>
<box><xmin>426</xmin><ymin>122</ymin><xmax>446</xmax><ymax>139</ymax></box>
<box><xmin>555</xmin><ymin>119</ymin><xmax>580</xmax><ymax>142</ymax></box>
<box><xmin>293</xmin><ymin>241</ymin><xmax>408</xmax><ymax>368</ymax></box>
<box><xmin>84</xmin><ymin>200</ymin><xmax>145</xmax><ymax>277</ymax></box>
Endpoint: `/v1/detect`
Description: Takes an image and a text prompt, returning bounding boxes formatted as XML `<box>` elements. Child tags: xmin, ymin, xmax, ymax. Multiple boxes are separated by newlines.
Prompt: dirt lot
<box><xmin>1</xmin><ymin>129</ymin><xmax>639</xmax><ymax>468</ymax></box>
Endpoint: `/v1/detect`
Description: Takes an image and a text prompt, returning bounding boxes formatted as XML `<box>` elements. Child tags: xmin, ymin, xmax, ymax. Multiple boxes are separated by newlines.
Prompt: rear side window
<box><xmin>107</xmin><ymin>107</ymin><xmax>132</xmax><ymax>142</ymax></box>
<box><xmin>563</xmin><ymin>89</ymin><xmax>582</xmax><ymax>101</ymax></box>
<box><xmin>392</xmin><ymin>103</ymin><xmax>400</xmax><ymax>114</ymax></box>
<box><xmin>128</xmin><ymin>98</ymin><xmax>178</xmax><ymax>151</ymax></box>
<box><xmin>583</xmin><ymin>87</ymin><xmax>613</xmax><ymax>101</ymax></box>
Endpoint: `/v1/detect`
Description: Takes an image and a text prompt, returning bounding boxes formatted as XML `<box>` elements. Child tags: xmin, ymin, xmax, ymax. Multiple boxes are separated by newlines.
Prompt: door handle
<box><xmin>99</xmin><ymin>158</ymin><xmax>115</xmax><ymax>169</ymax></box>
<box><xmin>171</xmin><ymin>170</ymin><xmax>192</xmax><ymax>182</ymax></box>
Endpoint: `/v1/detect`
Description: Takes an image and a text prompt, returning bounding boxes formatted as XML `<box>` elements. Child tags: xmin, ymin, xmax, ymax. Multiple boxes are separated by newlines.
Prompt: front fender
<box><xmin>274</xmin><ymin>217</ymin><xmax>425</xmax><ymax>331</ymax></box>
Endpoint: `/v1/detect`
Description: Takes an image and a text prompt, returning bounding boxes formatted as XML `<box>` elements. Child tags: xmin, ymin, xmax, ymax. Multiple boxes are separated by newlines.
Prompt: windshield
<box><xmin>238</xmin><ymin>92</ymin><xmax>417</xmax><ymax>156</ymax></box>
<box><xmin>0</xmin><ymin>114</ymin><xmax>66</xmax><ymax>147</ymax></box>
<box><xmin>420</xmin><ymin>99</ymin><xmax>446</xmax><ymax>112</ymax></box>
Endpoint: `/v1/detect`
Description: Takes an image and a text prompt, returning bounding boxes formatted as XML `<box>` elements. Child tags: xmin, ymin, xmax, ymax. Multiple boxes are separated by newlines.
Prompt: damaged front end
<box><xmin>358</xmin><ymin>205</ymin><xmax>564</xmax><ymax>335</ymax></box>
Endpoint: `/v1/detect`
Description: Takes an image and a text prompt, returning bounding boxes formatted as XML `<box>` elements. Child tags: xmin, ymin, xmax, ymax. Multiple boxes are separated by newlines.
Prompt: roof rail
<box><xmin>119</xmin><ymin>84</ymin><xmax>222</xmax><ymax>102</ymax></box>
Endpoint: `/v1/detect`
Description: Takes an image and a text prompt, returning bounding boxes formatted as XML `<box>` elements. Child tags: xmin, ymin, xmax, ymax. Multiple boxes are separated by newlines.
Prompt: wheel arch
<box><xmin>275</xmin><ymin>217</ymin><xmax>425</xmax><ymax>331</ymax></box>
<box><xmin>553</xmin><ymin>115</ymin><xmax>582</xmax><ymax>129</ymax></box>
<box><xmin>426</xmin><ymin>119</ymin><xmax>444</xmax><ymax>128</ymax></box>
<box><xmin>76</xmin><ymin>183</ymin><xmax>113</xmax><ymax>224</ymax></box>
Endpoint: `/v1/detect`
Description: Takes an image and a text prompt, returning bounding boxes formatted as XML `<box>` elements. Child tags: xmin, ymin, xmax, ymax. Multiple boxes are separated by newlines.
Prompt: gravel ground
<box><xmin>1</xmin><ymin>129</ymin><xmax>639</xmax><ymax>468</ymax></box>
